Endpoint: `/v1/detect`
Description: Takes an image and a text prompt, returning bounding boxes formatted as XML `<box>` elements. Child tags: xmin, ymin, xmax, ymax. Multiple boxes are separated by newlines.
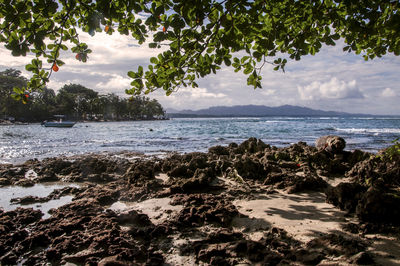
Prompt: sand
<box><xmin>233</xmin><ymin>190</ymin><xmax>349</xmax><ymax>243</ymax></box>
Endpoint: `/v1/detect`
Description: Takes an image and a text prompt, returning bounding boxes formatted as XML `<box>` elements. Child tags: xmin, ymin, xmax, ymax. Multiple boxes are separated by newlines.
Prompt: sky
<box><xmin>1</xmin><ymin>30</ymin><xmax>400</xmax><ymax>115</ymax></box>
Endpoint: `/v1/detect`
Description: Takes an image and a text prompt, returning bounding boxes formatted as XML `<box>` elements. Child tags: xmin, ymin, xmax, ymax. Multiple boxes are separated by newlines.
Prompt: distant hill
<box><xmin>167</xmin><ymin>105</ymin><xmax>368</xmax><ymax>117</ymax></box>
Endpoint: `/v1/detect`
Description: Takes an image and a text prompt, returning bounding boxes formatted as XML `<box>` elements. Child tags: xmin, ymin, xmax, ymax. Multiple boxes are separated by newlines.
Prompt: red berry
<box><xmin>52</xmin><ymin>63</ymin><xmax>59</xmax><ymax>72</ymax></box>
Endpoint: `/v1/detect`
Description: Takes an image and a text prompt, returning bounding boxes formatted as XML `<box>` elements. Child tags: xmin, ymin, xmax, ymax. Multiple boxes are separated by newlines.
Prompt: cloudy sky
<box><xmin>1</xmin><ymin>30</ymin><xmax>400</xmax><ymax>115</ymax></box>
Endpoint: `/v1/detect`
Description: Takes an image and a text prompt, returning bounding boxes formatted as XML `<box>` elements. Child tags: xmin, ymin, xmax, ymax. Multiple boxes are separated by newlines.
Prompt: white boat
<box><xmin>42</xmin><ymin>115</ymin><xmax>76</xmax><ymax>128</ymax></box>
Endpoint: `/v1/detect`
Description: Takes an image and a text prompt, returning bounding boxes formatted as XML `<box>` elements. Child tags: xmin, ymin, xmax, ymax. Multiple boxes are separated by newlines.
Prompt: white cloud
<box><xmin>95</xmin><ymin>74</ymin><xmax>131</xmax><ymax>94</ymax></box>
<box><xmin>187</xmin><ymin>87</ymin><xmax>226</xmax><ymax>99</ymax></box>
<box><xmin>381</xmin><ymin>87</ymin><xmax>397</xmax><ymax>97</ymax></box>
<box><xmin>298</xmin><ymin>77</ymin><xmax>364</xmax><ymax>100</ymax></box>
<box><xmin>261</xmin><ymin>89</ymin><xmax>276</xmax><ymax>96</ymax></box>
<box><xmin>153</xmin><ymin>87</ymin><xmax>229</xmax><ymax>110</ymax></box>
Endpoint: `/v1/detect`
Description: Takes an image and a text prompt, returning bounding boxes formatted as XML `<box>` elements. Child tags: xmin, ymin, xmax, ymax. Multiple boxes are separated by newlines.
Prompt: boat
<box><xmin>41</xmin><ymin>115</ymin><xmax>76</xmax><ymax>128</ymax></box>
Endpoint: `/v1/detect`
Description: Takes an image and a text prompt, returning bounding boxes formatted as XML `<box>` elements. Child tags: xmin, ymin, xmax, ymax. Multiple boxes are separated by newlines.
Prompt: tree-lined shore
<box><xmin>0</xmin><ymin>69</ymin><xmax>166</xmax><ymax>123</ymax></box>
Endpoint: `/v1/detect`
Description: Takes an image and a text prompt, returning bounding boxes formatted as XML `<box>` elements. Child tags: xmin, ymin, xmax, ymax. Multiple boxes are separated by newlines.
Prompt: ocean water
<box><xmin>1</xmin><ymin>117</ymin><xmax>399</xmax><ymax>164</ymax></box>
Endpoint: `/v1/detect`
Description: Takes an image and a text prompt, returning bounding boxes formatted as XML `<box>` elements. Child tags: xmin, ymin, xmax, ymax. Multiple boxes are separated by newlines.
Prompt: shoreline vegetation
<box><xmin>1</xmin><ymin>69</ymin><xmax>166</xmax><ymax>124</ymax></box>
<box><xmin>0</xmin><ymin>136</ymin><xmax>399</xmax><ymax>265</ymax></box>
<box><xmin>0</xmin><ymin>116</ymin><xmax>169</xmax><ymax>126</ymax></box>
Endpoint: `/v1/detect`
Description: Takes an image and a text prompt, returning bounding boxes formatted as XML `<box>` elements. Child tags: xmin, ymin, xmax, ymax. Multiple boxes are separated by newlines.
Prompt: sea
<box><xmin>1</xmin><ymin>117</ymin><xmax>400</xmax><ymax>164</ymax></box>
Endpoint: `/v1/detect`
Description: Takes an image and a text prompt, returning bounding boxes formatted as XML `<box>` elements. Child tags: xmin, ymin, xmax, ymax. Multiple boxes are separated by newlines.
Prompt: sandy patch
<box><xmin>233</xmin><ymin>191</ymin><xmax>349</xmax><ymax>243</ymax></box>
<box><xmin>109</xmin><ymin>197</ymin><xmax>183</xmax><ymax>225</ymax></box>
<box><xmin>155</xmin><ymin>173</ymin><xmax>169</xmax><ymax>184</ymax></box>
<box><xmin>366</xmin><ymin>234</ymin><xmax>400</xmax><ymax>266</ymax></box>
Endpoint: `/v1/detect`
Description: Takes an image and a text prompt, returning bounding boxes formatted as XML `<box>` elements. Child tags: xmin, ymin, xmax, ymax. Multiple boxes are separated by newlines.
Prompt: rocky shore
<box><xmin>0</xmin><ymin>136</ymin><xmax>399</xmax><ymax>265</ymax></box>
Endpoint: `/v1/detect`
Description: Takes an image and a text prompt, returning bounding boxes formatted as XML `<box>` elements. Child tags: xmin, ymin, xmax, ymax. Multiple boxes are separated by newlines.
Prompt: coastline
<box><xmin>1</xmin><ymin>117</ymin><xmax>398</xmax><ymax>165</ymax></box>
<box><xmin>0</xmin><ymin>137</ymin><xmax>399</xmax><ymax>265</ymax></box>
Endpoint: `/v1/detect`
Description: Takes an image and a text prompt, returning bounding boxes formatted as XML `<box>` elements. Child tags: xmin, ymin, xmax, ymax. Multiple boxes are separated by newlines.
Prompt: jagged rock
<box><xmin>285</xmin><ymin>174</ymin><xmax>328</xmax><ymax>193</ymax></box>
<box><xmin>37</xmin><ymin>171</ymin><xmax>58</xmax><ymax>182</ymax></box>
<box><xmin>1</xmin><ymin>137</ymin><xmax>398</xmax><ymax>264</ymax></box>
<box><xmin>208</xmin><ymin>145</ymin><xmax>230</xmax><ymax>156</ymax></box>
<box><xmin>169</xmin><ymin>167</ymin><xmax>216</xmax><ymax>193</ymax></box>
<box><xmin>163</xmin><ymin>152</ymin><xmax>210</xmax><ymax>179</ymax></box>
<box><xmin>39</xmin><ymin>158</ymin><xmax>73</xmax><ymax>175</ymax></box>
<box><xmin>171</xmin><ymin>194</ymin><xmax>238</xmax><ymax>227</ymax></box>
<box><xmin>14</xmin><ymin>179</ymin><xmax>35</xmax><ymax>187</ymax></box>
<box><xmin>356</xmin><ymin>187</ymin><xmax>400</xmax><ymax>224</ymax></box>
<box><xmin>77</xmin><ymin>157</ymin><xmax>118</xmax><ymax>178</ymax></box>
<box><xmin>325</xmin><ymin>182</ymin><xmax>367</xmax><ymax>213</ymax></box>
<box><xmin>0</xmin><ymin>177</ymin><xmax>11</xmax><ymax>186</ymax></box>
<box><xmin>10</xmin><ymin>195</ymin><xmax>47</xmax><ymax>205</ymax></box>
<box><xmin>116</xmin><ymin>209</ymin><xmax>152</xmax><ymax>226</ymax></box>
<box><xmin>350</xmin><ymin>251</ymin><xmax>374</xmax><ymax>265</ymax></box>
<box><xmin>237</xmin><ymin>137</ymin><xmax>269</xmax><ymax>154</ymax></box>
<box><xmin>233</xmin><ymin>155</ymin><xmax>267</xmax><ymax>180</ymax></box>
<box><xmin>124</xmin><ymin>160</ymin><xmax>155</xmax><ymax>184</ymax></box>
<box><xmin>347</xmin><ymin>152</ymin><xmax>400</xmax><ymax>187</ymax></box>
<box><xmin>87</xmin><ymin>173</ymin><xmax>114</xmax><ymax>183</ymax></box>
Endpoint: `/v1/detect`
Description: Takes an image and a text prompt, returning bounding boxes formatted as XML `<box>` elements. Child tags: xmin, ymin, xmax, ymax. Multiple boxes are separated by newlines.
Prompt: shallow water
<box><xmin>1</xmin><ymin>117</ymin><xmax>399</xmax><ymax>164</ymax></box>
<box><xmin>0</xmin><ymin>183</ymin><xmax>79</xmax><ymax>218</ymax></box>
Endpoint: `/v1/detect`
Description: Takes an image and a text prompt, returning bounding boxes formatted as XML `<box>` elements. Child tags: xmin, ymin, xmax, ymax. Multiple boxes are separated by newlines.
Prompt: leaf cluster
<box><xmin>381</xmin><ymin>138</ymin><xmax>400</xmax><ymax>162</ymax></box>
<box><xmin>1</xmin><ymin>0</ymin><xmax>399</xmax><ymax>96</ymax></box>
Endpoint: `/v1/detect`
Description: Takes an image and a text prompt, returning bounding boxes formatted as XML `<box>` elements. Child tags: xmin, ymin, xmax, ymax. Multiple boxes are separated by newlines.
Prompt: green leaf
<box><xmin>150</xmin><ymin>57</ymin><xmax>158</xmax><ymax>64</ymax></box>
<box><xmin>243</xmin><ymin>67</ymin><xmax>253</xmax><ymax>75</ymax></box>
<box><xmin>128</xmin><ymin>71</ymin><xmax>138</xmax><ymax>78</ymax></box>
<box><xmin>138</xmin><ymin>66</ymin><xmax>143</xmax><ymax>76</ymax></box>
<box><xmin>25</xmin><ymin>64</ymin><xmax>35</xmax><ymax>71</ymax></box>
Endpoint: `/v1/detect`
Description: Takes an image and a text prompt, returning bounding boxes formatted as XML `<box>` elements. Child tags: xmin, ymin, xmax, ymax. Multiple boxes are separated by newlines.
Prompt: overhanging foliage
<box><xmin>1</xmin><ymin>0</ymin><xmax>399</xmax><ymax>98</ymax></box>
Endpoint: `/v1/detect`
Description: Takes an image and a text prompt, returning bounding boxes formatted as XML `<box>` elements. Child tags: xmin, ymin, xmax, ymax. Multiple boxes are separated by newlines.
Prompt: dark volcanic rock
<box><xmin>1</xmin><ymin>137</ymin><xmax>398</xmax><ymax>264</ymax></box>
<box><xmin>356</xmin><ymin>187</ymin><xmax>400</xmax><ymax>224</ymax></box>
<box><xmin>124</xmin><ymin>160</ymin><xmax>155</xmax><ymax>185</ymax></box>
<box><xmin>39</xmin><ymin>158</ymin><xmax>73</xmax><ymax>175</ymax></box>
<box><xmin>181</xmin><ymin>227</ymin><xmax>327</xmax><ymax>265</ymax></box>
<box><xmin>326</xmin><ymin>182</ymin><xmax>367</xmax><ymax>213</ymax></box>
<box><xmin>163</xmin><ymin>152</ymin><xmax>209</xmax><ymax>179</ymax></box>
<box><xmin>208</xmin><ymin>145</ymin><xmax>230</xmax><ymax>156</ymax></box>
<box><xmin>347</xmin><ymin>152</ymin><xmax>400</xmax><ymax>187</ymax></box>
<box><xmin>171</xmin><ymin>194</ymin><xmax>238</xmax><ymax>227</ymax></box>
<box><xmin>236</xmin><ymin>137</ymin><xmax>269</xmax><ymax>154</ymax></box>
<box><xmin>169</xmin><ymin>167</ymin><xmax>216</xmax><ymax>193</ymax></box>
<box><xmin>285</xmin><ymin>173</ymin><xmax>328</xmax><ymax>193</ymax></box>
<box><xmin>350</xmin><ymin>251</ymin><xmax>375</xmax><ymax>265</ymax></box>
<box><xmin>10</xmin><ymin>195</ymin><xmax>48</xmax><ymax>205</ymax></box>
<box><xmin>0</xmin><ymin>208</ymin><xmax>43</xmax><ymax>260</ymax></box>
<box><xmin>233</xmin><ymin>155</ymin><xmax>267</xmax><ymax>180</ymax></box>
<box><xmin>14</xmin><ymin>178</ymin><xmax>35</xmax><ymax>187</ymax></box>
<box><xmin>0</xmin><ymin>177</ymin><xmax>11</xmax><ymax>186</ymax></box>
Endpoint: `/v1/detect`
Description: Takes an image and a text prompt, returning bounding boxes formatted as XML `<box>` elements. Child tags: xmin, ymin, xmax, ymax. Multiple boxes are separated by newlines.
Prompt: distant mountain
<box><xmin>167</xmin><ymin>105</ymin><xmax>368</xmax><ymax>117</ymax></box>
